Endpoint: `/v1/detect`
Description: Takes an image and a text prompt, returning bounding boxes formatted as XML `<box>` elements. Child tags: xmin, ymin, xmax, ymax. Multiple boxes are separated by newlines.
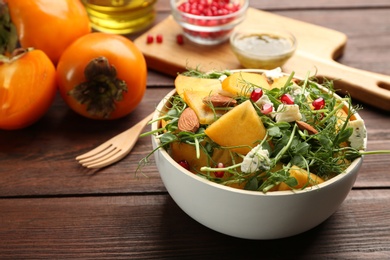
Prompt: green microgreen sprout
<box><xmin>139</xmin><ymin>68</ymin><xmax>390</xmax><ymax>192</ymax></box>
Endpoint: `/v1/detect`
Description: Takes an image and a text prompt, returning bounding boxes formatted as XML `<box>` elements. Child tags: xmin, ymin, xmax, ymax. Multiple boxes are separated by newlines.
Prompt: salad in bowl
<box><xmin>144</xmin><ymin>68</ymin><xmax>367</xmax><ymax>192</ymax></box>
<box><xmin>140</xmin><ymin>68</ymin><xmax>387</xmax><ymax>239</ymax></box>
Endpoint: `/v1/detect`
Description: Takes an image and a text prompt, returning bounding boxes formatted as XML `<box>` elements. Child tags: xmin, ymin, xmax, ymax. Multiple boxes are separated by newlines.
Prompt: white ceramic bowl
<box><xmin>171</xmin><ymin>0</ymin><xmax>249</xmax><ymax>45</ymax></box>
<box><xmin>151</xmin><ymin>70</ymin><xmax>365</xmax><ymax>240</ymax></box>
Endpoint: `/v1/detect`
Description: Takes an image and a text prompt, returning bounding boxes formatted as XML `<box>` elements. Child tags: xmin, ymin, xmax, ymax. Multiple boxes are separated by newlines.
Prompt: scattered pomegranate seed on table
<box><xmin>146</xmin><ymin>34</ymin><xmax>154</xmax><ymax>44</ymax></box>
<box><xmin>176</xmin><ymin>34</ymin><xmax>184</xmax><ymax>45</ymax></box>
<box><xmin>156</xmin><ymin>34</ymin><xmax>163</xmax><ymax>43</ymax></box>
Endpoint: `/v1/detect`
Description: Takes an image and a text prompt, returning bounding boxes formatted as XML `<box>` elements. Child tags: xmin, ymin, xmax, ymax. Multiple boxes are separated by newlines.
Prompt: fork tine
<box><xmin>81</xmin><ymin>148</ymin><xmax>129</xmax><ymax>168</ymax></box>
<box><xmin>80</xmin><ymin>147</ymin><xmax>121</xmax><ymax>167</ymax></box>
<box><xmin>76</xmin><ymin>112</ymin><xmax>155</xmax><ymax>168</ymax></box>
<box><xmin>75</xmin><ymin>141</ymin><xmax>114</xmax><ymax>161</ymax></box>
<box><xmin>77</xmin><ymin>145</ymin><xmax>116</xmax><ymax>164</ymax></box>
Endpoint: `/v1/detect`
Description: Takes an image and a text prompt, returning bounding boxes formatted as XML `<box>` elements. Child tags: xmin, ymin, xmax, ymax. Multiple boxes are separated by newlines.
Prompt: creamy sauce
<box><xmin>231</xmin><ymin>33</ymin><xmax>296</xmax><ymax>69</ymax></box>
<box><xmin>234</xmin><ymin>33</ymin><xmax>294</xmax><ymax>55</ymax></box>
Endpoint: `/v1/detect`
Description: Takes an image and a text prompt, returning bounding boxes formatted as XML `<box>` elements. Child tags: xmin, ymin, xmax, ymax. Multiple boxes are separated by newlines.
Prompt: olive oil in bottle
<box><xmin>82</xmin><ymin>0</ymin><xmax>157</xmax><ymax>35</ymax></box>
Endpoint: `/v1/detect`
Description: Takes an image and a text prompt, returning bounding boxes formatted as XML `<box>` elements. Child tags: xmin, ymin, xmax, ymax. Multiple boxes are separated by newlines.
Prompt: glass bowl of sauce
<box><xmin>230</xmin><ymin>28</ymin><xmax>297</xmax><ymax>69</ymax></box>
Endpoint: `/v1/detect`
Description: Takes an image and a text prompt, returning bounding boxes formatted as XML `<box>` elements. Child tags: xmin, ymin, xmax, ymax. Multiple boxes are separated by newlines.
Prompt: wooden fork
<box><xmin>76</xmin><ymin>112</ymin><xmax>154</xmax><ymax>169</ymax></box>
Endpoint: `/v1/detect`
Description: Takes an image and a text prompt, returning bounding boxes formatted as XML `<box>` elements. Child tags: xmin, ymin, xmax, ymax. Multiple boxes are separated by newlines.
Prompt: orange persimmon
<box><xmin>56</xmin><ymin>33</ymin><xmax>147</xmax><ymax>120</ymax></box>
<box><xmin>6</xmin><ymin>0</ymin><xmax>91</xmax><ymax>64</ymax></box>
<box><xmin>0</xmin><ymin>48</ymin><xmax>57</xmax><ymax>130</ymax></box>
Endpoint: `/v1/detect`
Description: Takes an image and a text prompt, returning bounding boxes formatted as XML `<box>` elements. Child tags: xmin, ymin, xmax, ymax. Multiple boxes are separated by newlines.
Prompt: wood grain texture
<box><xmin>0</xmin><ymin>190</ymin><xmax>389</xmax><ymax>259</ymax></box>
<box><xmin>1</xmin><ymin>89</ymin><xmax>389</xmax><ymax>198</ymax></box>
<box><xmin>0</xmin><ymin>90</ymin><xmax>168</xmax><ymax>197</ymax></box>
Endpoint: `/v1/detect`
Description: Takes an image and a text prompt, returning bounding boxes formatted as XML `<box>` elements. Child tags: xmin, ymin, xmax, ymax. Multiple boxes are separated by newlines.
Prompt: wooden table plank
<box><xmin>1</xmin><ymin>89</ymin><xmax>389</xmax><ymax>197</ymax></box>
<box><xmin>2</xmin><ymin>10</ymin><xmax>390</xmax><ymax>196</ymax></box>
<box><xmin>0</xmin><ymin>89</ymin><xmax>168</xmax><ymax>197</ymax></box>
<box><xmin>0</xmin><ymin>189</ymin><xmax>389</xmax><ymax>259</ymax></box>
<box><xmin>1</xmin><ymin>1</ymin><xmax>390</xmax><ymax>258</ymax></box>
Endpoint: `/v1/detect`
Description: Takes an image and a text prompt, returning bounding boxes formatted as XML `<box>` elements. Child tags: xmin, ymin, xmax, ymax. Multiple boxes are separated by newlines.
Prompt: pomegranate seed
<box><xmin>146</xmin><ymin>34</ymin><xmax>153</xmax><ymax>44</ymax></box>
<box><xmin>312</xmin><ymin>97</ymin><xmax>325</xmax><ymax>110</ymax></box>
<box><xmin>156</xmin><ymin>34</ymin><xmax>163</xmax><ymax>43</ymax></box>
<box><xmin>250</xmin><ymin>88</ymin><xmax>263</xmax><ymax>102</ymax></box>
<box><xmin>214</xmin><ymin>162</ymin><xmax>225</xmax><ymax>178</ymax></box>
<box><xmin>176</xmin><ymin>34</ymin><xmax>184</xmax><ymax>45</ymax></box>
<box><xmin>178</xmin><ymin>160</ymin><xmax>190</xmax><ymax>170</ymax></box>
<box><xmin>177</xmin><ymin>0</ymin><xmax>241</xmax><ymax>40</ymax></box>
<box><xmin>261</xmin><ymin>103</ymin><xmax>273</xmax><ymax>114</ymax></box>
<box><xmin>190</xmin><ymin>8</ymin><xmax>201</xmax><ymax>15</ymax></box>
<box><xmin>207</xmin><ymin>20</ymin><xmax>219</xmax><ymax>27</ymax></box>
<box><xmin>204</xmin><ymin>9</ymin><xmax>213</xmax><ymax>16</ymax></box>
<box><xmin>280</xmin><ymin>94</ymin><xmax>294</xmax><ymax>104</ymax></box>
<box><xmin>197</xmin><ymin>19</ymin><xmax>208</xmax><ymax>26</ymax></box>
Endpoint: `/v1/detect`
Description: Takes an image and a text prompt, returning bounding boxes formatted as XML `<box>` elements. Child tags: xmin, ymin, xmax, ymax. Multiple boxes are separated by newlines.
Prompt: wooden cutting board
<box><xmin>134</xmin><ymin>8</ymin><xmax>390</xmax><ymax>111</ymax></box>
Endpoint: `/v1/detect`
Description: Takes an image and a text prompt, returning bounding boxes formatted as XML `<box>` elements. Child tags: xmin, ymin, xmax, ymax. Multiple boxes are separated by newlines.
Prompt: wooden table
<box><xmin>1</xmin><ymin>1</ymin><xmax>390</xmax><ymax>258</ymax></box>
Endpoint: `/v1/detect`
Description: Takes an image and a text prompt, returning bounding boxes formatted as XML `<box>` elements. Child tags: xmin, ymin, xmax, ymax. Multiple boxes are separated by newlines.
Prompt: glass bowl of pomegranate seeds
<box><xmin>171</xmin><ymin>0</ymin><xmax>249</xmax><ymax>45</ymax></box>
<box><xmin>230</xmin><ymin>27</ymin><xmax>297</xmax><ymax>69</ymax></box>
<box><xmin>144</xmin><ymin>68</ymin><xmax>370</xmax><ymax>239</ymax></box>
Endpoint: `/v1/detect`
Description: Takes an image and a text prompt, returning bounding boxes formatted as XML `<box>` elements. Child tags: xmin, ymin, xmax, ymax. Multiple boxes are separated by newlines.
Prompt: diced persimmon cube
<box><xmin>170</xmin><ymin>141</ymin><xmax>242</xmax><ymax>177</ymax></box>
<box><xmin>277</xmin><ymin>165</ymin><xmax>324</xmax><ymax>191</ymax></box>
<box><xmin>221</xmin><ymin>72</ymin><xmax>271</xmax><ymax>97</ymax></box>
<box><xmin>184</xmin><ymin>90</ymin><xmax>226</xmax><ymax>125</ymax></box>
<box><xmin>205</xmin><ymin>100</ymin><xmax>266</xmax><ymax>155</ymax></box>
<box><xmin>174</xmin><ymin>74</ymin><xmax>221</xmax><ymax>102</ymax></box>
<box><xmin>271</xmin><ymin>75</ymin><xmax>291</xmax><ymax>89</ymax></box>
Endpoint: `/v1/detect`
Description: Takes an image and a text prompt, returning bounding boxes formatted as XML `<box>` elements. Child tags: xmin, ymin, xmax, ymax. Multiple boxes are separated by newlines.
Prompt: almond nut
<box><xmin>296</xmin><ymin>120</ymin><xmax>318</xmax><ymax>135</ymax></box>
<box><xmin>202</xmin><ymin>94</ymin><xmax>237</xmax><ymax>107</ymax></box>
<box><xmin>178</xmin><ymin>108</ymin><xmax>200</xmax><ymax>133</ymax></box>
